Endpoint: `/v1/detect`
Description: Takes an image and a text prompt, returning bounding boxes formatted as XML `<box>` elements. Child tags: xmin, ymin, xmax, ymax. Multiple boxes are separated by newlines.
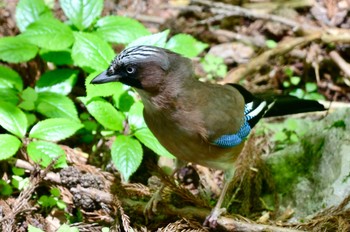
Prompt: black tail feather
<box><xmin>264</xmin><ymin>96</ymin><xmax>326</xmax><ymax>117</ymax></box>
<box><xmin>228</xmin><ymin>83</ymin><xmax>326</xmax><ymax>121</ymax></box>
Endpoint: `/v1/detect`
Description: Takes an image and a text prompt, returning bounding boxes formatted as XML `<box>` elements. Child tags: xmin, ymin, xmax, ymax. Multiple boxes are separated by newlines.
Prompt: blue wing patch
<box><xmin>213</xmin><ymin>105</ymin><xmax>254</xmax><ymax>148</ymax></box>
<box><xmin>213</xmin><ymin>117</ymin><xmax>251</xmax><ymax>148</ymax></box>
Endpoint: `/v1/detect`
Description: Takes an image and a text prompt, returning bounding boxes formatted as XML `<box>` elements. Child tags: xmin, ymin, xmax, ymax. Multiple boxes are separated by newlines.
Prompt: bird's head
<box><xmin>91</xmin><ymin>45</ymin><xmax>191</xmax><ymax>93</ymax></box>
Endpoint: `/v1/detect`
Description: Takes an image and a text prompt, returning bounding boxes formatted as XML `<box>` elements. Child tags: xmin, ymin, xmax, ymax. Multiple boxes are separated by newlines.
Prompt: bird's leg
<box><xmin>144</xmin><ymin>159</ymin><xmax>186</xmax><ymax>220</ymax></box>
<box><xmin>204</xmin><ymin>168</ymin><xmax>235</xmax><ymax>228</ymax></box>
<box><xmin>143</xmin><ymin>183</ymin><xmax>165</xmax><ymax>220</ymax></box>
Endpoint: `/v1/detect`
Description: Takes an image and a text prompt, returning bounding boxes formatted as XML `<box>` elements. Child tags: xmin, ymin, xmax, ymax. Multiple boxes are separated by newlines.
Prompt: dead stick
<box><xmin>223</xmin><ymin>32</ymin><xmax>322</xmax><ymax>83</ymax></box>
<box><xmin>329</xmin><ymin>51</ymin><xmax>350</xmax><ymax>77</ymax></box>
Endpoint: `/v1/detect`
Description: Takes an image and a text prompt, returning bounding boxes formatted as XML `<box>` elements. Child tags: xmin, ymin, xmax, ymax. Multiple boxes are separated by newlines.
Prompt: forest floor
<box><xmin>1</xmin><ymin>0</ymin><xmax>350</xmax><ymax>231</ymax></box>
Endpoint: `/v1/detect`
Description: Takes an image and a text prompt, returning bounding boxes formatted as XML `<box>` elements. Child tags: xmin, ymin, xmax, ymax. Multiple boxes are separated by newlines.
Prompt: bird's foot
<box><xmin>143</xmin><ymin>187</ymin><xmax>163</xmax><ymax>220</ymax></box>
<box><xmin>203</xmin><ymin>207</ymin><xmax>226</xmax><ymax>228</ymax></box>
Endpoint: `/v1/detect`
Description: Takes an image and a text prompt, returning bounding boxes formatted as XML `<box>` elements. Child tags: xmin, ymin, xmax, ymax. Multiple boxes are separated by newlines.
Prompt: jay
<box><xmin>91</xmin><ymin>45</ymin><xmax>325</xmax><ymax>226</ymax></box>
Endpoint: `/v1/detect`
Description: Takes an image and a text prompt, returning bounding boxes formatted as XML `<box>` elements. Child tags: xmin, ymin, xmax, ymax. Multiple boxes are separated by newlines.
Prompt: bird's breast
<box><xmin>143</xmin><ymin>107</ymin><xmax>243</xmax><ymax>171</ymax></box>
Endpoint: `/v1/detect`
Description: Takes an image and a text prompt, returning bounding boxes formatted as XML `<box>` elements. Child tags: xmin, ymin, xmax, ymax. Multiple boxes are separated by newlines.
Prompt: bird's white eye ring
<box><xmin>126</xmin><ymin>66</ymin><xmax>136</xmax><ymax>74</ymax></box>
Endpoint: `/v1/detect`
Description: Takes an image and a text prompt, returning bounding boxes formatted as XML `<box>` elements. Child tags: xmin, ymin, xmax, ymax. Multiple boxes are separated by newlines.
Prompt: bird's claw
<box><xmin>203</xmin><ymin>207</ymin><xmax>226</xmax><ymax>228</ymax></box>
<box><xmin>143</xmin><ymin>189</ymin><xmax>163</xmax><ymax>220</ymax></box>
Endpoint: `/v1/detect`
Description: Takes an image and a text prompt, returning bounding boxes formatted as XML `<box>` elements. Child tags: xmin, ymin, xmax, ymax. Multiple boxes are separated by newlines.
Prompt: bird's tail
<box><xmin>263</xmin><ymin>96</ymin><xmax>326</xmax><ymax>117</ymax></box>
<box><xmin>228</xmin><ymin>84</ymin><xmax>326</xmax><ymax>127</ymax></box>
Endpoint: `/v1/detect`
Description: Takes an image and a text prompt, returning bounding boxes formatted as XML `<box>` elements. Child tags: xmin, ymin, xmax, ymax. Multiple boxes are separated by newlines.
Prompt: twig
<box><xmin>9</xmin><ymin>158</ymin><xmax>61</xmax><ymax>184</ymax></box>
<box><xmin>329</xmin><ymin>51</ymin><xmax>350</xmax><ymax>78</ymax></box>
<box><xmin>222</xmin><ymin>32</ymin><xmax>322</xmax><ymax>83</ymax></box>
<box><xmin>192</xmin><ymin>0</ymin><xmax>319</xmax><ymax>32</ymax></box>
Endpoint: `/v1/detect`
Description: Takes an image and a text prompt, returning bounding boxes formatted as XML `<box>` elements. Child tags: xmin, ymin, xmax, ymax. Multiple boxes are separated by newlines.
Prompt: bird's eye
<box><xmin>126</xmin><ymin>66</ymin><xmax>136</xmax><ymax>74</ymax></box>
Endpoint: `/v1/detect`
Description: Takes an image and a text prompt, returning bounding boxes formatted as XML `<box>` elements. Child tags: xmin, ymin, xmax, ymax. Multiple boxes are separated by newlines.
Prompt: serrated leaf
<box><xmin>127</xmin><ymin>30</ymin><xmax>169</xmax><ymax>48</ymax></box>
<box><xmin>0</xmin><ymin>37</ymin><xmax>38</xmax><ymax>63</ymax></box>
<box><xmin>29</xmin><ymin>118</ymin><xmax>83</xmax><ymax>142</ymax></box>
<box><xmin>135</xmin><ymin>128</ymin><xmax>174</xmax><ymax>158</ymax></box>
<box><xmin>0</xmin><ymin>65</ymin><xmax>23</xmax><ymax>91</ymax></box>
<box><xmin>86</xmin><ymin>71</ymin><xmax>124</xmax><ymax>98</ymax></box>
<box><xmin>0</xmin><ymin>88</ymin><xmax>19</xmax><ymax>105</ymax></box>
<box><xmin>128</xmin><ymin>101</ymin><xmax>146</xmax><ymax>129</ymax></box>
<box><xmin>111</xmin><ymin>135</ymin><xmax>143</xmax><ymax>182</ymax></box>
<box><xmin>60</xmin><ymin>0</ymin><xmax>103</xmax><ymax>31</ymax></box>
<box><xmin>0</xmin><ymin>134</ymin><xmax>22</xmax><ymax>160</ymax></box>
<box><xmin>39</xmin><ymin>49</ymin><xmax>73</xmax><ymax>65</ymax></box>
<box><xmin>0</xmin><ymin>101</ymin><xmax>27</xmax><ymax>138</ymax></box>
<box><xmin>36</xmin><ymin>92</ymin><xmax>79</xmax><ymax>122</ymax></box>
<box><xmin>27</xmin><ymin>141</ymin><xmax>67</xmax><ymax>168</ymax></box>
<box><xmin>83</xmin><ymin>97</ymin><xmax>124</xmax><ymax>131</ymax></box>
<box><xmin>94</xmin><ymin>16</ymin><xmax>150</xmax><ymax>44</ymax></box>
<box><xmin>15</xmin><ymin>0</ymin><xmax>53</xmax><ymax>32</ymax></box>
<box><xmin>36</xmin><ymin>69</ymin><xmax>78</xmax><ymax>95</ymax></box>
<box><xmin>20</xmin><ymin>18</ymin><xmax>74</xmax><ymax>51</ymax></box>
<box><xmin>166</xmin><ymin>34</ymin><xmax>208</xmax><ymax>58</ymax></box>
<box><xmin>72</xmin><ymin>32</ymin><xmax>115</xmax><ymax>72</ymax></box>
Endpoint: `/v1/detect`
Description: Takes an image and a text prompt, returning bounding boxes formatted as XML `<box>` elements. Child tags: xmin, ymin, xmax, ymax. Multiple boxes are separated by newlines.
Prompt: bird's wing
<box><xmin>207</xmin><ymin>84</ymin><xmax>269</xmax><ymax>148</ymax></box>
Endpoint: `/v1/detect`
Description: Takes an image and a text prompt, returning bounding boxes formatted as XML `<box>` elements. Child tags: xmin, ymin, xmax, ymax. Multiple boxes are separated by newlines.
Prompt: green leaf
<box><xmin>12</xmin><ymin>167</ymin><xmax>25</xmax><ymax>176</ymax></box>
<box><xmin>273</xmin><ymin>131</ymin><xmax>287</xmax><ymax>142</ymax></box>
<box><xmin>12</xmin><ymin>175</ymin><xmax>30</xmax><ymax>190</ymax></box>
<box><xmin>28</xmin><ymin>224</ymin><xmax>45</xmax><ymax>232</ymax></box>
<box><xmin>72</xmin><ymin>32</ymin><xmax>115</xmax><ymax>72</ymax></box>
<box><xmin>304</xmin><ymin>92</ymin><xmax>325</xmax><ymax>100</ymax></box>
<box><xmin>94</xmin><ymin>16</ymin><xmax>150</xmax><ymax>44</ymax></box>
<box><xmin>0</xmin><ymin>88</ymin><xmax>19</xmax><ymax>105</ymax></box>
<box><xmin>83</xmin><ymin>97</ymin><xmax>125</xmax><ymax>131</ymax></box>
<box><xmin>15</xmin><ymin>0</ymin><xmax>53</xmax><ymax>32</ymax></box>
<box><xmin>19</xmin><ymin>87</ymin><xmax>38</xmax><ymax>111</ymax></box>
<box><xmin>115</xmin><ymin>91</ymin><xmax>135</xmax><ymax>112</ymax></box>
<box><xmin>36</xmin><ymin>69</ymin><xmax>78</xmax><ymax>95</ymax></box>
<box><xmin>50</xmin><ymin>187</ymin><xmax>60</xmax><ymax>197</ymax></box>
<box><xmin>283</xmin><ymin>81</ymin><xmax>290</xmax><ymax>88</ymax></box>
<box><xmin>39</xmin><ymin>49</ymin><xmax>73</xmax><ymax>65</ymax></box>
<box><xmin>127</xmin><ymin>30</ymin><xmax>169</xmax><ymax>48</ymax></box>
<box><xmin>0</xmin><ymin>65</ymin><xmax>23</xmax><ymax>91</ymax></box>
<box><xmin>25</xmin><ymin>113</ymin><xmax>37</xmax><ymax>128</ymax></box>
<box><xmin>0</xmin><ymin>134</ymin><xmax>22</xmax><ymax>160</ymax></box>
<box><xmin>0</xmin><ymin>37</ymin><xmax>38</xmax><ymax>63</ymax></box>
<box><xmin>166</xmin><ymin>34</ymin><xmax>208</xmax><ymax>58</ymax></box>
<box><xmin>86</xmin><ymin>72</ymin><xmax>124</xmax><ymax>98</ymax></box>
<box><xmin>20</xmin><ymin>18</ymin><xmax>74</xmax><ymax>51</ymax></box>
<box><xmin>36</xmin><ymin>92</ymin><xmax>79</xmax><ymax>122</ymax></box>
<box><xmin>0</xmin><ymin>180</ymin><xmax>13</xmax><ymax>196</ymax></box>
<box><xmin>21</xmin><ymin>87</ymin><xmax>37</xmax><ymax>102</ymax></box>
<box><xmin>0</xmin><ymin>101</ymin><xmax>27</xmax><ymax>138</ymax></box>
<box><xmin>27</xmin><ymin>141</ymin><xmax>67</xmax><ymax>168</ymax></box>
<box><xmin>284</xmin><ymin>67</ymin><xmax>293</xmax><ymax>77</ymax></box>
<box><xmin>305</xmin><ymin>82</ymin><xmax>317</xmax><ymax>93</ymax></box>
<box><xmin>60</xmin><ymin>0</ymin><xmax>103</xmax><ymax>31</ymax></box>
<box><xmin>290</xmin><ymin>76</ymin><xmax>301</xmax><ymax>86</ymax></box>
<box><xmin>289</xmin><ymin>88</ymin><xmax>305</xmax><ymax>99</ymax></box>
<box><xmin>266</xmin><ymin>39</ymin><xmax>277</xmax><ymax>48</ymax></box>
<box><xmin>135</xmin><ymin>128</ymin><xmax>174</xmax><ymax>158</ymax></box>
<box><xmin>29</xmin><ymin>118</ymin><xmax>83</xmax><ymax>142</ymax></box>
<box><xmin>57</xmin><ymin>224</ymin><xmax>79</xmax><ymax>232</ymax></box>
<box><xmin>128</xmin><ymin>101</ymin><xmax>146</xmax><ymax>129</ymax></box>
<box><xmin>111</xmin><ymin>135</ymin><xmax>143</xmax><ymax>182</ymax></box>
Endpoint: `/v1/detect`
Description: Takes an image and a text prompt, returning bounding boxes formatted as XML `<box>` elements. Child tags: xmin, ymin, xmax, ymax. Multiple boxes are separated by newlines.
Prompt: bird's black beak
<box><xmin>90</xmin><ymin>70</ymin><xmax>121</xmax><ymax>84</ymax></box>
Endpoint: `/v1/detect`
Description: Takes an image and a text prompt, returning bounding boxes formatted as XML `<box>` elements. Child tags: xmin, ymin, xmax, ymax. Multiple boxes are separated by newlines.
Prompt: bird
<box><xmin>91</xmin><ymin>45</ymin><xmax>326</xmax><ymax>227</ymax></box>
